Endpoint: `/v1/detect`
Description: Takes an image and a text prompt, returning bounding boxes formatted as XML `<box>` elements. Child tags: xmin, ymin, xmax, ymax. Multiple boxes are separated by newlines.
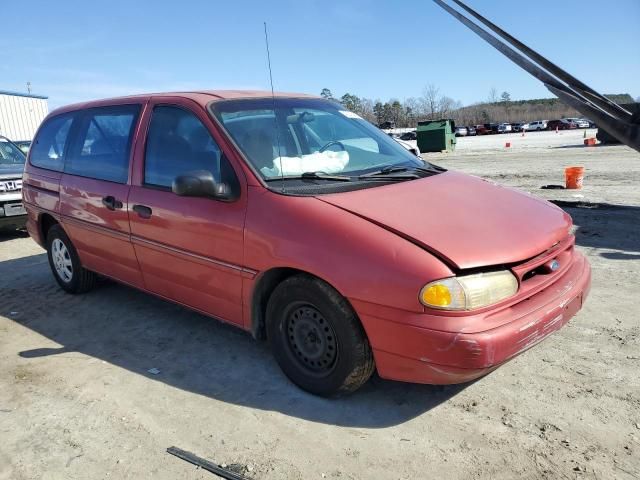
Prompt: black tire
<box><xmin>266</xmin><ymin>274</ymin><xmax>375</xmax><ymax>397</ymax></box>
<box><xmin>46</xmin><ymin>224</ymin><xmax>96</xmax><ymax>294</ymax></box>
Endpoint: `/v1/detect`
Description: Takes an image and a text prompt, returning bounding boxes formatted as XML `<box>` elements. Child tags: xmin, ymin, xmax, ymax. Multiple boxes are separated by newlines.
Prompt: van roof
<box><xmin>49</xmin><ymin>90</ymin><xmax>319</xmax><ymax>115</ymax></box>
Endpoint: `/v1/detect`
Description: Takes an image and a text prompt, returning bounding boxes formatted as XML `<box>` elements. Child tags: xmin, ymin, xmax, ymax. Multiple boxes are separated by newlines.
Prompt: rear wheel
<box><xmin>266</xmin><ymin>275</ymin><xmax>375</xmax><ymax>396</ymax></box>
<box><xmin>46</xmin><ymin>224</ymin><xmax>96</xmax><ymax>294</ymax></box>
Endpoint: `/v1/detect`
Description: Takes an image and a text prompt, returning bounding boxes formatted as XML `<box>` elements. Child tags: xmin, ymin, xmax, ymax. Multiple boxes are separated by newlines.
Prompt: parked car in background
<box><xmin>455</xmin><ymin>126</ymin><xmax>468</xmax><ymax>137</ymax></box>
<box><xmin>476</xmin><ymin>123</ymin><xmax>498</xmax><ymax>135</ymax></box>
<box><xmin>497</xmin><ymin>123</ymin><xmax>512</xmax><ymax>134</ymax></box>
<box><xmin>14</xmin><ymin>140</ymin><xmax>32</xmax><ymax>154</ymax></box>
<box><xmin>393</xmin><ymin>137</ymin><xmax>421</xmax><ymax>157</ymax></box>
<box><xmin>0</xmin><ymin>135</ymin><xmax>27</xmax><ymax>229</ymax></box>
<box><xmin>566</xmin><ymin>118</ymin><xmax>589</xmax><ymax>128</ymax></box>
<box><xmin>547</xmin><ymin>119</ymin><xmax>577</xmax><ymax>130</ymax></box>
<box><xmin>528</xmin><ymin>120</ymin><xmax>547</xmax><ymax>131</ymax></box>
<box><xmin>475</xmin><ymin>124</ymin><xmax>489</xmax><ymax>135</ymax></box>
<box><xmin>519</xmin><ymin>123</ymin><xmax>530</xmax><ymax>132</ymax></box>
<box><xmin>477</xmin><ymin>123</ymin><xmax>499</xmax><ymax>135</ymax></box>
<box><xmin>21</xmin><ymin>90</ymin><xmax>591</xmax><ymax>396</ymax></box>
<box><xmin>400</xmin><ymin>130</ymin><xmax>417</xmax><ymax>141</ymax></box>
<box><xmin>466</xmin><ymin>125</ymin><xmax>477</xmax><ymax>136</ymax></box>
<box><xmin>511</xmin><ymin>122</ymin><xmax>522</xmax><ymax>132</ymax></box>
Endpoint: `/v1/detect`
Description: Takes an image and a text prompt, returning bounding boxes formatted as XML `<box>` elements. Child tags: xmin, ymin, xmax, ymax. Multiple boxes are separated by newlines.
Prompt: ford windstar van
<box><xmin>22</xmin><ymin>91</ymin><xmax>591</xmax><ymax>396</ymax></box>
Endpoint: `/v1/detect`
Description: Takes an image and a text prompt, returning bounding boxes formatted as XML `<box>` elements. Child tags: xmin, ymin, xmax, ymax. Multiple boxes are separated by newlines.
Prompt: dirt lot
<box><xmin>1</xmin><ymin>130</ymin><xmax>639</xmax><ymax>480</ymax></box>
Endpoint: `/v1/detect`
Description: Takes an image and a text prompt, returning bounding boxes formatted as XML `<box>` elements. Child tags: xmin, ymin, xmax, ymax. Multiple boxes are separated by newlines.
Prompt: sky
<box><xmin>3</xmin><ymin>0</ymin><xmax>639</xmax><ymax>109</ymax></box>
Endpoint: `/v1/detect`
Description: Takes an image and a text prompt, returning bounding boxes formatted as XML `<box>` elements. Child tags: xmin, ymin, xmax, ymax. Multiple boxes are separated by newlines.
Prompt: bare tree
<box><xmin>421</xmin><ymin>84</ymin><xmax>440</xmax><ymax>120</ymax></box>
<box><xmin>488</xmin><ymin>87</ymin><xmax>499</xmax><ymax>104</ymax></box>
<box><xmin>359</xmin><ymin>97</ymin><xmax>376</xmax><ymax>123</ymax></box>
<box><xmin>404</xmin><ymin>97</ymin><xmax>421</xmax><ymax>125</ymax></box>
<box><xmin>438</xmin><ymin>96</ymin><xmax>457</xmax><ymax>118</ymax></box>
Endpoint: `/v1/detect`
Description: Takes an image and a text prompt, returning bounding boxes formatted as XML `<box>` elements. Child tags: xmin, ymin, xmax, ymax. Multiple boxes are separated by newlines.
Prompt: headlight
<box><xmin>420</xmin><ymin>271</ymin><xmax>518</xmax><ymax>310</ymax></box>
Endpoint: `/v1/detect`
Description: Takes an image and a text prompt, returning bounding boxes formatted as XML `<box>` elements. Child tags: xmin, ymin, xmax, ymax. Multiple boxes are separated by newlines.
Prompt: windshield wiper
<box><xmin>413</xmin><ymin>164</ymin><xmax>447</xmax><ymax>174</ymax></box>
<box><xmin>359</xmin><ymin>163</ymin><xmax>445</xmax><ymax>179</ymax></box>
<box><xmin>265</xmin><ymin>171</ymin><xmax>352</xmax><ymax>182</ymax></box>
<box><xmin>301</xmin><ymin>171</ymin><xmax>352</xmax><ymax>181</ymax></box>
<box><xmin>359</xmin><ymin>165</ymin><xmax>410</xmax><ymax>177</ymax></box>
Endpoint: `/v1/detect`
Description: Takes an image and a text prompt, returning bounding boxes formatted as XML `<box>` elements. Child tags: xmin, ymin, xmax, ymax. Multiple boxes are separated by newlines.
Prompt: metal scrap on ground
<box><xmin>166</xmin><ymin>446</ymin><xmax>254</xmax><ymax>480</ymax></box>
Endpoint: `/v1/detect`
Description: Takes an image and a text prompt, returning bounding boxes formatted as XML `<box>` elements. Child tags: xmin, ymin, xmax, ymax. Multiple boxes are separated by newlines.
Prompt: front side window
<box><xmin>211</xmin><ymin>98</ymin><xmax>426</xmax><ymax>181</ymax></box>
<box><xmin>66</xmin><ymin>105</ymin><xmax>140</xmax><ymax>183</ymax></box>
<box><xmin>30</xmin><ymin>113</ymin><xmax>75</xmax><ymax>172</ymax></box>
<box><xmin>144</xmin><ymin>106</ymin><xmax>225</xmax><ymax>188</ymax></box>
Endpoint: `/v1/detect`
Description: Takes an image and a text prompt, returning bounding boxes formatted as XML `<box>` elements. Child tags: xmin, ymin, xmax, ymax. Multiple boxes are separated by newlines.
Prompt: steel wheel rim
<box><xmin>285</xmin><ymin>304</ymin><xmax>338</xmax><ymax>376</ymax></box>
<box><xmin>52</xmin><ymin>238</ymin><xmax>73</xmax><ymax>283</ymax></box>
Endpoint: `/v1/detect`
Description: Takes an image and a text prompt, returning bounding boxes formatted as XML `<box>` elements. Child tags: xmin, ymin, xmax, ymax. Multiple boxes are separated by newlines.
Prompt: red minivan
<box><xmin>22</xmin><ymin>91</ymin><xmax>591</xmax><ymax>396</ymax></box>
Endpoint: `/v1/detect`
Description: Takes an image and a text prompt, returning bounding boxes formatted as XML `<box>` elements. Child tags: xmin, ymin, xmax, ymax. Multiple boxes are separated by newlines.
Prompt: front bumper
<box><xmin>0</xmin><ymin>198</ymin><xmax>27</xmax><ymax>229</ymax></box>
<box><xmin>353</xmin><ymin>251</ymin><xmax>591</xmax><ymax>384</ymax></box>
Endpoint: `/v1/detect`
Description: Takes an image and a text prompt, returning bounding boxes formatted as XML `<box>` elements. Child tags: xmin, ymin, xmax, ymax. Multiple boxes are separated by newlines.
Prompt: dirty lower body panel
<box><xmin>355</xmin><ymin>251</ymin><xmax>591</xmax><ymax>384</ymax></box>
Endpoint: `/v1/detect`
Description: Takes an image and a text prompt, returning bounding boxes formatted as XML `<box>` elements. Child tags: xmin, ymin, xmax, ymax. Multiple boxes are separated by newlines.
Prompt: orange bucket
<box><xmin>565</xmin><ymin>166</ymin><xmax>585</xmax><ymax>189</ymax></box>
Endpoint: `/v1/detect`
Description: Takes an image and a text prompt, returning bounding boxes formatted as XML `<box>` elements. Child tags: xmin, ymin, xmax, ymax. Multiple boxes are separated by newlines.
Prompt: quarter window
<box><xmin>65</xmin><ymin>105</ymin><xmax>140</xmax><ymax>183</ymax></box>
<box><xmin>144</xmin><ymin>106</ymin><xmax>225</xmax><ymax>188</ymax></box>
<box><xmin>30</xmin><ymin>113</ymin><xmax>75</xmax><ymax>171</ymax></box>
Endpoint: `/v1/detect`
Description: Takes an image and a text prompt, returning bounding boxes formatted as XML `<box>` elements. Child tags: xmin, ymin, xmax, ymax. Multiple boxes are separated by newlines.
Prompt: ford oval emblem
<box><xmin>550</xmin><ymin>260</ymin><xmax>560</xmax><ymax>271</ymax></box>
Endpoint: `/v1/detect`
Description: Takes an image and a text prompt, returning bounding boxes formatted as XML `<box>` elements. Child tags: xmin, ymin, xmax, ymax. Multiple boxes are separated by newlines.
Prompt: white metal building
<box><xmin>0</xmin><ymin>90</ymin><xmax>49</xmax><ymax>141</ymax></box>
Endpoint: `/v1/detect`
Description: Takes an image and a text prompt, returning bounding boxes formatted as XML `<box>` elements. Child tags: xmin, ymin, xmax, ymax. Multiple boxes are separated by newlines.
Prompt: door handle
<box><xmin>132</xmin><ymin>204</ymin><xmax>153</xmax><ymax>219</ymax></box>
<box><xmin>102</xmin><ymin>196</ymin><xmax>123</xmax><ymax>210</ymax></box>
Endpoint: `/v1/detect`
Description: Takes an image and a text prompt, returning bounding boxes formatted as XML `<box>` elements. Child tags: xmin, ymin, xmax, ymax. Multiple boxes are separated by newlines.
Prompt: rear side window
<box><xmin>66</xmin><ymin>105</ymin><xmax>140</xmax><ymax>183</ymax></box>
<box><xmin>30</xmin><ymin>113</ymin><xmax>75</xmax><ymax>171</ymax></box>
<box><xmin>144</xmin><ymin>106</ymin><xmax>224</xmax><ymax>187</ymax></box>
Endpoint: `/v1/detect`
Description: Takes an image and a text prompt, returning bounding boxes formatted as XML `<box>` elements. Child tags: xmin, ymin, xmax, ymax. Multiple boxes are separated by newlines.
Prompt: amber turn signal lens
<box><xmin>421</xmin><ymin>284</ymin><xmax>452</xmax><ymax>307</ymax></box>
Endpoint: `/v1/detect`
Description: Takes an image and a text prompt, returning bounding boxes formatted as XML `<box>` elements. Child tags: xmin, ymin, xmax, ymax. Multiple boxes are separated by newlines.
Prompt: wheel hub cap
<box><xmin>286</xmin><ymin>305</ymin><xmax>337</xmax><ymax>372</ymax></box>
<box><xmin>51</xmin><ymin>238</ymin><xmax>73</xmax><ymax>282</ymax></box>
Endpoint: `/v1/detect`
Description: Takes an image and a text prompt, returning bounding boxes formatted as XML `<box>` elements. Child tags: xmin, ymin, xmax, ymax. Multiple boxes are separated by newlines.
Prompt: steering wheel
<box><xmin>319</xmin><ymin>141</ymin><xmax>346</xmax><ymax>153</ymax></box>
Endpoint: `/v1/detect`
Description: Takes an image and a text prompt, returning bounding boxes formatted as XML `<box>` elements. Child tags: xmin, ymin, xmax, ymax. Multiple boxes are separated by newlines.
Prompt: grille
<box><xmin>0</xmin><ymin>179</ymin><xmax>22</xmax><ymax>193</ymax></box>
<box><xmin>512</xmin><ymin>236</ymin><xmax>575</xmax><ymax>295</ymax></box>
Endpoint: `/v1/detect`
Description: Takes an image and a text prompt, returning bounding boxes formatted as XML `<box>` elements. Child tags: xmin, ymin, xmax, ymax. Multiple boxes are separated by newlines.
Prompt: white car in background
<box><xmin>528</xmin><ymin>120</ymin><xmax>548</xmax><ymax>131</ymax></box>
<box><xmin>454</xmin><ymin>126</ymin><xmax>468</xmax><ymax>137</ymax></box>
<box><xmin>393</xmin><ymin>137</ymin><xmax>421</xmax><ymax>157</ymax></box>
<box><xmin>497</xmin><ymin>123</ymin><xmax>512</xmax><ymax>133</ymax></box>
<box><xmin>566</xmin><ymin>118</ymin><xmax>590</xmax><ymax>128</ymax></box>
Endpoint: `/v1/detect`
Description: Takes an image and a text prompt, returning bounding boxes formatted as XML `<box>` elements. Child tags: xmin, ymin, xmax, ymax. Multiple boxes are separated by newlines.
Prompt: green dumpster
<box><xmin>417</xmin><ymin>119</ymin><xmax>457</xmax><ymax>152</ymax></box>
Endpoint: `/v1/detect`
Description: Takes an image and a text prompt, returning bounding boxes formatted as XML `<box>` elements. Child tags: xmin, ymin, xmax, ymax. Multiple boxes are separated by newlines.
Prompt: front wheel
<box><xmin>266</xmin><ymin>275</ymin><xmax>375</xmax><ymax>396</ymax></box>
<box><xmin>46</xmin><ymin>224</ymin><xmax>96</xmax><ymax>294</ymax></box>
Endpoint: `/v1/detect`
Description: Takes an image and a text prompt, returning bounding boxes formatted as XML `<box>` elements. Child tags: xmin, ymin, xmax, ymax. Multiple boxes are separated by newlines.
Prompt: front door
<box><xmin>59</xmin><ymin>103</ymin><xmax>145</xmax><ymax>288</ymax></box>
<box><xmin>128</xmin><ymin>99</ymin><xmax>247</xmax><ymax>326</ymax></box>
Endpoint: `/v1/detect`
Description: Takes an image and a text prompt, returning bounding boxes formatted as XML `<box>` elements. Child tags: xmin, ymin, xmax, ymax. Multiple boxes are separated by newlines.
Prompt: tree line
<box><xmin>320</xmin><ymin>87</ymin><xmax>635</xmax><ymax>128</ymax></box>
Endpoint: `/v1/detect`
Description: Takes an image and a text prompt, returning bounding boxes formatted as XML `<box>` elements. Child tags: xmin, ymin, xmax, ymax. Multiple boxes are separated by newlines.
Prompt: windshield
<box><xmin>0</xmin><ymin>138</ymin><xmax>26</xmax><ymax>168</ymax></box>
<box><xmin>210</xmin><ymin>98</ymin><xmax>425</xmax><ymax>180</ymax></box>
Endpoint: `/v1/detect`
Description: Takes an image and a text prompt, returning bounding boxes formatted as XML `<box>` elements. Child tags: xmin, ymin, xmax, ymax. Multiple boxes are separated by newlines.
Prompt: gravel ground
<box><xmin>1</xmin><ymin>130</ymin><xmax>639</xmax><ymax>480</ymax></box>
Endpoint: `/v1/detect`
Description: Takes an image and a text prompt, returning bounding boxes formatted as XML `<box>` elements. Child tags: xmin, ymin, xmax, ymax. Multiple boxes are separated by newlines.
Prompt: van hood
<box><xmin>0</xmin><ymin>166</ymin><xmax>25</xmax><ymax>179</ymax></box>
<box><xmin>319</xmin><ymin>171</ymin><xmax>571</xmax><ymax>270</ymax></box>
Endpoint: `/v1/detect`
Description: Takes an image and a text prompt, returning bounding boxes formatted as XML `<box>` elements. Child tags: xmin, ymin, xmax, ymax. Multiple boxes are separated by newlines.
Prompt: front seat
<box><xmin>146</xmin><ymin>110</ymin><xmax>193</xmax><ymax>185</ymax></box>
<box><xmin>241</xmin><ymin>129</ymin><xmax>275</xmax><ymax>171</ymax></box>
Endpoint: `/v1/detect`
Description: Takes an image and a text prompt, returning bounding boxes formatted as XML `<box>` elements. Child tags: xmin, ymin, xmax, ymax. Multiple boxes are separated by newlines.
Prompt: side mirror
<box><xmin>172</xmin><ymin>170</ymin><xmax>235</xmax><ymax>201</ymax></box>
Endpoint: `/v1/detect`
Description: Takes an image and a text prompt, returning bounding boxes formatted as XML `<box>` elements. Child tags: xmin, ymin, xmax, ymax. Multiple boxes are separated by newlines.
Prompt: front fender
<box><xmin>243</xmin><ymin>186</ymin><xmax>453</xmax><ymax>315</ymax></box>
